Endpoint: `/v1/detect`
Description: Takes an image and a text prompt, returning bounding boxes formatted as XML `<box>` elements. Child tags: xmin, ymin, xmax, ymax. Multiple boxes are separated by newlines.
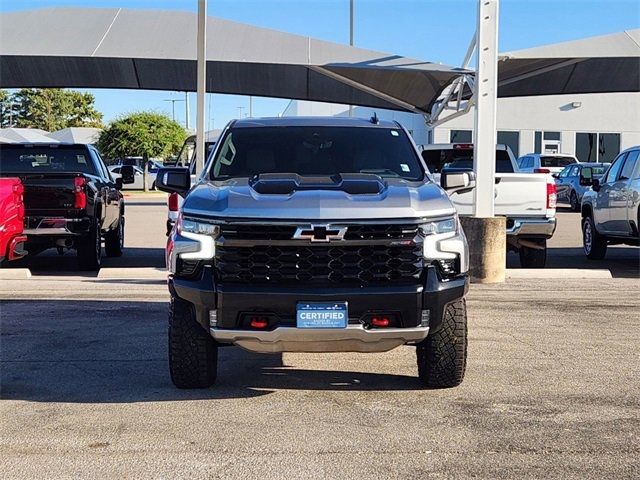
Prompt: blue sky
<box><xmin>1</xmin><ymin>0</ymin><xmax>639</xmax><ymax>130</ymax></box>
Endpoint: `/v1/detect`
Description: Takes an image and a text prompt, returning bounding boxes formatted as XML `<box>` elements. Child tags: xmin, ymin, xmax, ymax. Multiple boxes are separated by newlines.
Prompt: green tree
<box><xmin>0</xmin><ymin>89</ymin><xmax>17</xmax><ymax>128</ymax></box>
<box><xmin>98</xmin><ymin>112</ymin><xmax>186</xmax><ymax>191</ymax></box>
<box><xmin>11</xmin><ymin>88</ymin><xmax>103</xmax><ymax>131</ymax></box>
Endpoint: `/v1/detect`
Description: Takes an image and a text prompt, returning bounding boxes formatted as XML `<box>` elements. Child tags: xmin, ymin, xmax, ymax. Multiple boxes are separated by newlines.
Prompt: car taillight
<box><xmin>534</xmin><ymin>168</ymin><xmax>551</xmax><ymax>174</ymax></box>
<box><xmin>12</xmin><ymin>182</ymin><xmax>24</xmax><ymax>220</ymax></box>
<box><xmin>168</xmin><ymin>192</ymin><xmax>179</xmax><ymax>211</ymax></box>
<box><xmin>547</xmin><ymin>182</ymin><xmax>557</xmax><ymax>209</ymax></box>
<box><xmin>74</xmin><ymin>176</ymin><xmax>87</xmax><ymax>209</ymax></box>
<box><xmin>453</xmin><ymin>143</ymin><xmax>473</xmax><ymax>150</ymax></box>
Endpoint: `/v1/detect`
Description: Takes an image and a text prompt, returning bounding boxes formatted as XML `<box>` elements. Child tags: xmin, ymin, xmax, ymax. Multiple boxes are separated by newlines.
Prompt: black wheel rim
<box><xmin>571</xmin><ymin>192</ymin><xmax>577</xmax><ymax>209</ymax></box>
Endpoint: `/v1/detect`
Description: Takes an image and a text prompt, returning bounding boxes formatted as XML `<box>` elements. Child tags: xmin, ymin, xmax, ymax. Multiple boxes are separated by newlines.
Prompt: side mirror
<box><xmin>592</xmin><ymin>178</ymin><xmax>601</xmax><ymax>192</ymax></box>
<box><xmin>115</xmin><ymin>177</ymin><xmax>123</xmax><ymax>190</ymax></box>
<box><xmin>155</xmin><ymin>167</ymin><xmax>191</xmax><ymax>196</ymax></box>
<box><xmin>440</xmin><ymin>168</ymin><xmax>476</xmax><ymax>195</ymax></box>
<box><xmin>120</xmin><ymin>165</ymin><xmax>136</xmax><ymax>185</ymax></box>
<box><xmin>552</xmin><ymin>173</ymin><xmax>559</xmax><ymax>179</ymax></box>
<box><xmin>579</xmin><ymin>167</ymin><xmax>593</xmax><ymax>186</ymax></box>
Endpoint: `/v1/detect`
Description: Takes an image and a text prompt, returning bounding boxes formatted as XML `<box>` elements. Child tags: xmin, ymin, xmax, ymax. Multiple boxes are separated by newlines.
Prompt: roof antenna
<box><xmin>370</xmin><ymin>112</ymin><xmax>379</xmax><ymax>125</ymax></box>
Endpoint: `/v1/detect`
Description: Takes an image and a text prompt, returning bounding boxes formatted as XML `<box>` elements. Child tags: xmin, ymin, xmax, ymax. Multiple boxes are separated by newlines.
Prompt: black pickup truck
<box><xmin>0</xmin><ymin>143</ymin><xmax>132</xmax><ymax>270</ymax></box>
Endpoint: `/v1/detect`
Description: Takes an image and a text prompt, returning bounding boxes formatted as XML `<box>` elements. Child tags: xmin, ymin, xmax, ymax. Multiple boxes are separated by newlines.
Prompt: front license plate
<box><xmin>296</xmin><ymin>302</ymin><xmax>348</xmax><ymax>329</ymax></box>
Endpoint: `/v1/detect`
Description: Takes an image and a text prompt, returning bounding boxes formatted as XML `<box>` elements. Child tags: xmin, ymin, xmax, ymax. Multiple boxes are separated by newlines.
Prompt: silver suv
<box><xmin>581</xmin><ymin>146</ymin><xmax>640</xmax><ymax>259</ymax></box>
<box><xmin>157</xmin><ymin>117</ymin><xmax>474</xmax><ymax>389</ymax></box>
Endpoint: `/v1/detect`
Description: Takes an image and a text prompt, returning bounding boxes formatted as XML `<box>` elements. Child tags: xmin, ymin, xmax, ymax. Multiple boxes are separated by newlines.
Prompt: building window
<box><xmin>576</xmin><ymin>132</ymin><xmax>620</xmax><ymax>162</ymax></box>
<box><xmin>450</xmin><ymin>130</ymin><xmax>472</xmax><ymax>143</ymax></box>
<box><xmin>599</xmin><ymin>133</ymin><xmax>620</xmax><ymax>163</ymax></box>
<box><xmin>497</xmin><ymin>131</ymin><xmax>520</xmax><ymax>158</ymax></box>
<box><xmin>576</xmin><ymin>133</ymin><xmax>597</xmax><ymax>162</ymax></box>
<box><xmin>543</xmin><ymin>131</ymin><xmax>560</xmax><ymax>141</ymax></box>
<box><xmin>535</xmin><ymin>131</ymin><xmax>542</xmax><ymax>153</ymax></box>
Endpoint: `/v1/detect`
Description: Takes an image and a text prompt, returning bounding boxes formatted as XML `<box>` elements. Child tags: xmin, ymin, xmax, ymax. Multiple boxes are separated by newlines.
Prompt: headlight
<box><xmin>420</xmin><ymin>217</ymin><xmax>457</xmax><ymax>236</ymax></box>
<box><xmin>179</xmin><ymin>216</ymin><xmax>220</xmax><ymax>236</ymax></box>
<box><xmin>421</xmin><ymin>216</ymin><xmax>469</xmax><ymax>276</ymax></box>
<box><xmin>168</xmin><ymin>214</ymin><xmax>220</xmax><ymax>274</ymax></box>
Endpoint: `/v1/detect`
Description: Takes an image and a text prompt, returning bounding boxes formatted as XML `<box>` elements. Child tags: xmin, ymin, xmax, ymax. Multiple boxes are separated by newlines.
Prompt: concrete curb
<box><xmin>97</xmin><ymin>267</ymin><xmax>167</xmax><ymax>279</ymax></box>
<box><xmin>506</xmin><ymin>268</ymin><xmax>612</xmax><ymax>279</ymax></box>
<box><xmin>0</xmin><ymin>268</ymin><xmax>32</xmax><ymax>279</ymax></box>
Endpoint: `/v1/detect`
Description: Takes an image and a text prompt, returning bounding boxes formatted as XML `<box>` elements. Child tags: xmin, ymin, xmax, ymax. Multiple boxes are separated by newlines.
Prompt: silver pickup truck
<box><xmin>421</xmin><ymin>143</ymin><xmax>557</xmax><ymax>268</ymax></box>
<box><xmin>157</xmin><ymin>117</ymin><xmax>474</xmax><ymax>390</ymax></box>
<box><xmin>581</xmin><ymin>145</ymin><xmax>640</xmax><ymax>259</ymax></box>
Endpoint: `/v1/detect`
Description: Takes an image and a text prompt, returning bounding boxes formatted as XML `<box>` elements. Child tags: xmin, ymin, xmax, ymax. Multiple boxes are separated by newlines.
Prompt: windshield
<box><xmin>0</xmin><ymin>145</ymin><xmax>97</xmax><ymax>175</ymax></box>
<box><xmin>209</xmin><ymin>126</ymin><xmax>424</xmax><ymax>181</ymax></box>
<box><xmin>591</xmin><ymin>165</ymin><xmax>608</xmax><ymax>176</ymax></box>
<box><xmin>422</xmin><ymin>148</ymin><xmax>514</xmax><ymax>173</ymax></box>
<box><xmin>541</xmin><ymin>156</ymin><xmax>577</xmax><ymax>168</ymax></box>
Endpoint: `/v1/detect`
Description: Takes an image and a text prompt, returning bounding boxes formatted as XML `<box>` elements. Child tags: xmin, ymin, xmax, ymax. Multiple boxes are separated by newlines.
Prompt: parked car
<box><xmin>108</xmin><ymin>165</ymin><xmax>157</xmax><ymax>190</ymax></box>
<box><xmin>0</xmin><ymin>143</ymin><xmax>132</xmax><ymax>270</ymax></box>
<box><xmin>157</xmin><ymin>116</ymin><xmax>473</xmax><ymax>389</ymax></box>
<box><xmin>422</xmin><ymin>143</ymin><xmax>557</xmax><ymax>268</ymax></box>
<box><xmin>0</xmin><ymin>177</ymin><xmax>27</xmax><ymax>263</ymax></box>
<box><xmin>555</xmin><ymin>162</ymin><xmax>610</xmax><ymax>211</ymax></box>
<box><xmin>517</xmin><ymin>153</ymin><xmax>579</xmax><ymax>174</ymax></box>
<box><xmin>580</xmin><ymin>146</ymin><xmax>640</xmax><ymax>259</ymax></box>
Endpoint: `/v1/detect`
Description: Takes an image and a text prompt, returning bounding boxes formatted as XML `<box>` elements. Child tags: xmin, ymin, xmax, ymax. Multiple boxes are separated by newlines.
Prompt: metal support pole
<box><xmin>249</xmin><ymin>96</ymin><xmax>253</xmax><ymax>118</ymax></box>
<box><xmin>348</xmin><ymin>0</ymin><xmax>354</xmax><ymax>117</ymax></box>
<box><xmin>185</xmin><ymin>91</ymin><xmax>190</xmax><ymax>129</ymax></box>
<box><xmin>195</xmin><ymin>0</ymin><xmax>207</xmax><ymax>175</ymax></box>
<box><xmin>472</xmin><ymin>0</ymin><xmax>499</xmax><ymax>218</ymax></box>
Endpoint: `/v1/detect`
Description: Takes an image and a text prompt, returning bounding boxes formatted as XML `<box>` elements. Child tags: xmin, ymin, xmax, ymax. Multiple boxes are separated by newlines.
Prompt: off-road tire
<box><xmin>77</xmin><ymin>220</ymin><xmax>102</xmax><ymax>271</ymax></box>
<box><xmin>169</xmin><ymin>295</ymin><xmax>218</xmax><ymax>389</ymax></box>
<box><xmin>519</xmin><ymin>239</ymin><xmax>547</xmax><ymax>268</ymax></box>
<box><xmin>416</xmin><ymin>299</ymin><xmax>467</xmax><ymax>388</ymax></box>
<box><xmin>104</xmin><ymin>216</ymin><xmax>124</xmax><ymax>257</ymax></box>
<box><xmin>583</xmin><ymin>215</ymin><xmax>607</xmax><ymax>260</ymax></box>
<box><xmin>569</xmin><ymin>191</ymin><xmax>579</xmax><ymax>212</ymax></box>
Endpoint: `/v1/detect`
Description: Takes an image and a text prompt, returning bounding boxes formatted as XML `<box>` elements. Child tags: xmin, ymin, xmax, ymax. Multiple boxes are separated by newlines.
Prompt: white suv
<box><xmin>517</xmin><ymin>153</ymin><xmax>579</xmax><ymax>175</ymax></box>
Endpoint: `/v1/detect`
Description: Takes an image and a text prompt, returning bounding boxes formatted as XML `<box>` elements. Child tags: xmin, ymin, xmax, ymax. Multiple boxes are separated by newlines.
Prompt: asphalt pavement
<box><xmin>0</xmin><ymin>195</ymin><xmax>638</xmax><ymax>479</ymax></box>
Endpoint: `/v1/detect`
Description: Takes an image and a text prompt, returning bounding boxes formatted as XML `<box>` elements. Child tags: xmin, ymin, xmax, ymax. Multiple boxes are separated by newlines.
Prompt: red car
<box><xmin>0</xmin><ymin>177</ymin><xmax>27</xmax><ymax>263</ymax></box>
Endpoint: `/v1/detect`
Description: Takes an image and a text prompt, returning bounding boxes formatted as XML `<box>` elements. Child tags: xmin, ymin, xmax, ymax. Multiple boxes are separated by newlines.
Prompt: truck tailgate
<box><xmin>450</xmin><ymin>173</ymin><xmax>552</xmax><ymax>218</ymax></box>
<box><xmin>19</xmin><ymin>173</ymin><xmax>83</xmax><ymax>217</ymax></box>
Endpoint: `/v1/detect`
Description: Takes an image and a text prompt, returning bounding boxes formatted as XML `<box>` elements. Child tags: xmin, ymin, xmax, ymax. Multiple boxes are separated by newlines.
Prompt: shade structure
<box><xmin>46</xmin><ymin>127</ymin><xmax>102</xmax><ymax>144</ymax></box>
<box><xmin>497</xmin><ymin>29</ymin><xmax>640</xmax><ymax>97</ymax></box>
<box><xmin>0</xmin><ymin>127</ymin><xmax>57</xmax><ymax>144</ymax></box>
<box><xmin>0</xmin><ymin>7</ymin><xmax>468</xmax><ymax>115</ymax></box>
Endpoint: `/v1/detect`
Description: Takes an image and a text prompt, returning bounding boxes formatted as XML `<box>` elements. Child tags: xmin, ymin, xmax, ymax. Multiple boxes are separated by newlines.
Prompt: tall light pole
<box><xmin>185</xmin><ymin>91</ymin><xmax>190</xmax><ymax>130</ymax></box>
<box><xmin>249</xmin><ymin>96</ymin><xmax>253</xmax><ymax>118</ymax></box>
<box><xmin>164</xmin><ymin>98</ymin><xmax>184</xmax><ymax>122</ymax></box>
<box><xmin>195</xmin><ymin>0</ymin><xmax>207</xmax><ymax>174</ymax></box>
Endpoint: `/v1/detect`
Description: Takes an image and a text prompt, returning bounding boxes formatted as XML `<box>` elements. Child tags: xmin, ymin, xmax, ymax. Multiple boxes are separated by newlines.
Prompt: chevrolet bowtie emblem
<box><xmin>293</xmin><ymin>224</ymin><xmax>347</xmax><ymax>242</ymax></box>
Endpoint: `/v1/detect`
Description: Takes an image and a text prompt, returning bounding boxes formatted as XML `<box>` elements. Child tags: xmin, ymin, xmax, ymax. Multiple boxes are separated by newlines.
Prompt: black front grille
<box><xmin>215</xmin><ymin>244</ymin><xmax>423</xmax><ymax>285</ymax></box>
<box><xmin>220</xmin><ymin>224</ymin><xmax>296</xmax><ymax>241</ymax></box>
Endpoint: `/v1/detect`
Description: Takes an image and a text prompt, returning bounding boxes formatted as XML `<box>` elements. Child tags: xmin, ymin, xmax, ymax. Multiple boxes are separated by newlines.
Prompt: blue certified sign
<box><xmin>296</xmin><ymin>302</ymin><xmax>348</xmax><ymax>329</ymax></box>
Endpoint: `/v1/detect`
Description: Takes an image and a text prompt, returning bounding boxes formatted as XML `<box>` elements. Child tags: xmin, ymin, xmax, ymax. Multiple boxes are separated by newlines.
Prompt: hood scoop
<box><xmin>249</xmin><ymin>173</ymin><xmax>387</xmax><ymax>195</ymax></box>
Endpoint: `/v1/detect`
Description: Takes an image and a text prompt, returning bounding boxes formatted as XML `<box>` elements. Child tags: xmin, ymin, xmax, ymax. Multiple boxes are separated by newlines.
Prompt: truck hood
<box><xmin>181</xmin><ymin>178</ymin><xmax>456</xmax><ymax>220</ymax></box>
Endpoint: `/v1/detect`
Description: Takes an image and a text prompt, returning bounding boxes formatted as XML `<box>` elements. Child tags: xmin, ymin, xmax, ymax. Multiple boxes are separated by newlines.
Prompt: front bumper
<box><xmin>212</xmin><ymin>324</ymin><xmax>430</xmax><ymax>353</ymax></box>
<box><xmin>506</xmin><ymin>217</ymin><xmax>556</xmax><ymax>238</ymax></box>
<box><xmin>170</xmin><ymin>265</ymin><xmax>468</xmax><ymax>353</ymax></box>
